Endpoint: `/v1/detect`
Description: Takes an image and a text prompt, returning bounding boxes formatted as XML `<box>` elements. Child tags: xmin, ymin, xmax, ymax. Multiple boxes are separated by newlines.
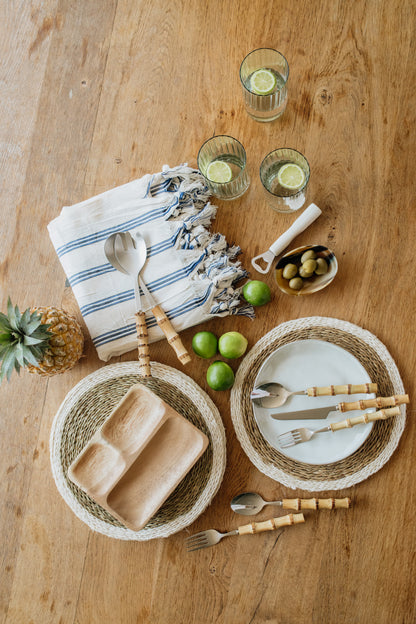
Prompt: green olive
<box><xmin>299</xmin><ymin>265</ymin><xmax>313</xmax><ymax>278</ymax></box>
<box><xmin>301</xmin><ymin>249</ymin><xmax>317</xmax><ymax>263</ymax></box>
<box><xmin>315</xmin><ymin>257</ymin><xmax>329</xmax><ymax>275</ymax></box>
<box><xmin>302</xmin><ymin>259</ymin><xmax>317</xmax><ymax>274</ymax></box>
<box><xmin>289</xmin><ymin>277</ymin><xmax>303</xmax><ymax>290</ymax></box>
<box><xmin>282</xmin><ymin>263</ymin><xmax>298</xmax><ymax>280</ymax></box>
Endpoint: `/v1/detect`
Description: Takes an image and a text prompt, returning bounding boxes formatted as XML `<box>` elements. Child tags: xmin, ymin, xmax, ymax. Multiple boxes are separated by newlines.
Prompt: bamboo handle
<box><xmin>237</xmin><ymin>512</ymin><xmax>305</xmax><ymax>536</ymax></box>
<box><xmin>135</xmin><ymin>311</ymin><xmax>151</xmax><ymax>378</ymax></box>
<box><xmin>330</xmin><ymin>406</ymin><xmax>401</xmax><ymax>431</ymax></box>
<box><xmin>338</xmin><ymin>394</ymin><xmax>409</xmax><ymax>412</ymax></box>
<box><xmin>151</xmin><ymin>305</ymin><xmax>191</xmax><ymax>365</ymax></box>
<box><xmin>306</xmin><ymin>383</ymin><xmax>377</xmax><ymax>396</ymax></box>
<box><xmin>282</xmin><ymin>497</ymin><xmax>351</xmax><ymax>510</ymax></box>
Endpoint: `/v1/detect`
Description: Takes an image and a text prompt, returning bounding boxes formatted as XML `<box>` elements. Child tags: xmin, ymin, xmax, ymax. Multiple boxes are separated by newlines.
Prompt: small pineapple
<box><xmin>0</xmin><ymin>298</ymin><xmax>84</xmax><ymax>381</ymax></box>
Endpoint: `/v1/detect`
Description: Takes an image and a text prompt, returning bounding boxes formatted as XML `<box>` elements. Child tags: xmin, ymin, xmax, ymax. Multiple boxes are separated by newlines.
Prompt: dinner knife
<box><xmin>271</xmin><ymin>394</ymin><xmax>409</xmax><ymax>420</ymax></box>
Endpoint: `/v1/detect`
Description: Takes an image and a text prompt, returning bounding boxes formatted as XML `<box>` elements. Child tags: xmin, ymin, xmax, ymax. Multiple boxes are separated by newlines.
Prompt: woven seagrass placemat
<box><xmin>50</xmin><ymin>362</ymin><xmax>226</xmax><ymax>540</ymax></box>
<box><xmin>231</xmin><ymin>317</ymin><xmax>406</xmax><ymax>491</ymax></box>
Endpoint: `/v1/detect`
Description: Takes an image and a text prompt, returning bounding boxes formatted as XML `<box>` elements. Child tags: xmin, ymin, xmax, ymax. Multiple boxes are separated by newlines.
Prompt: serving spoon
<box><xmin>105</xmin><ymin>231</ymin><xmax>151</xmax><ymax>377</ymax></box>
<box><xmin>230</xmin><ymin>492</ymin><xmax>351</xmax><ymax>516</ymax></box>
<box><xmin>250</xmin><ymin>381</ymin><xmax>378</xmax><ymax>409</ymax></box>
<box><xmin>105</xmin><ymin>231</ymin><xmax>191</xmax><ymax>366</ymax></box>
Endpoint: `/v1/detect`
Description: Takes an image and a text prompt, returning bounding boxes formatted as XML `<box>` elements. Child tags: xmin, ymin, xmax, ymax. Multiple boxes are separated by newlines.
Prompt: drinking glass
<box><xmin>197</xmin><ymin>135</ymin><xmax>250</xmax><ymax>200</ymax></box>
<box><xmin>260</xmin><ymin>148</ymin><xmax>310</xmax><ymax>213</ymax></box>
<box><xmin>239</xmin><ymin>48</ymin><xmax>289</xmax><ymax>122</ymax></box>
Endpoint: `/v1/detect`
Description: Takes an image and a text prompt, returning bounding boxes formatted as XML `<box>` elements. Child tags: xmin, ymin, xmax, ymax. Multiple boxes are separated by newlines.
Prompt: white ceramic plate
<box><xmin>252</xmin><ymin>339</ymin><xmax>375</xmax><ymax>465</ymax></box>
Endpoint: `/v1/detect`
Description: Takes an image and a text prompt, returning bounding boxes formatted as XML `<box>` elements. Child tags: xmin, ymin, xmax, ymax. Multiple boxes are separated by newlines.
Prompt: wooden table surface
<box><xmin>2</xmin><ymin>1</ymin><xmax>416</xmax><ymax>623</ymax></box>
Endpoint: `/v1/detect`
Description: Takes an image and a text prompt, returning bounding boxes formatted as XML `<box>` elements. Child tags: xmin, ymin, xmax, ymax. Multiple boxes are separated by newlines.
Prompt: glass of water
<box><xmin>197</xmin><ymin>135</ymin><xmax>250</xmax><ymax>200</ymax></box>
<box><xmin>239</xmin><ymin>48</ymin><xmax>289</xmax><ymax>122</ymax></box>
<box><xmin>260</xmin><ymin>148</ymin><xmax>310</xmax><ymax>213</ymax></box>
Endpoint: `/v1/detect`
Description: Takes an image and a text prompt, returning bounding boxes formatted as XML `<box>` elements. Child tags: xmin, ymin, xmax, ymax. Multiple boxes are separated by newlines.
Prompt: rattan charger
<box><xmin>50</xmin><ymin>362</ymin><xmax>226</xmax><ymax>540</ymax></box>
<box><xmin>231</xmin><ymin>316</ymin><xmax>406</xmax><ymax>491</ymax></box>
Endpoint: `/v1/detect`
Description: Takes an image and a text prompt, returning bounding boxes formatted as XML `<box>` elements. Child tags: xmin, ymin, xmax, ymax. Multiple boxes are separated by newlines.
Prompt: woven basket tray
<box><xmin>50</xmin><ymin>362</ymin><xmax>226</xmax><ymax>540</ymax></box>
<box><xmin>231</xmin><ymin>317</ymin><xmax>406</xmax><ymax>491</ymax></box>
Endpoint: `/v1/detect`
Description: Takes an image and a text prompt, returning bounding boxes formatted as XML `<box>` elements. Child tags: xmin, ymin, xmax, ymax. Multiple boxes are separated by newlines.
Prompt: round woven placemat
<box><xmin>231</xmin><ymin>316</ymin><xmax>406</xmax><ymax>491</ymax></box>
<box><xmin>50</xmin><ymin>362</ymin><xmax>226</xmax><ymax>540</ymax></box>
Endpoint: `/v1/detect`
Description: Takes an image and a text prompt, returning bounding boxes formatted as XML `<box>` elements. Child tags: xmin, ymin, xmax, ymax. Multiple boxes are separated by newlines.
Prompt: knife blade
<box><xmin>270</xmin><ymin>394</ymin><xmax>409</xmax><ymax>420</ymax></box>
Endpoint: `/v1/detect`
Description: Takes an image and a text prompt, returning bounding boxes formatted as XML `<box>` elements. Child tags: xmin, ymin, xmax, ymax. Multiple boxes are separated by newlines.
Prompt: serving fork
<box><xmin>278</xmin><ymin>406</ymin><xmax>401</xmax><ymax>449</ymax></box>
<box><xmin>185</xmin><ymin>512</ymin><xmax>305</xmax><ymax>551</ymax></box>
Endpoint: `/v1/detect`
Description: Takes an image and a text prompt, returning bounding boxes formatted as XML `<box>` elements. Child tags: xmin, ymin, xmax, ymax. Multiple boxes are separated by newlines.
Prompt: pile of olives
<box><xmin>282</xmin><ymin>249</ymin><xmax>328</xmax><ymax>291</ymax></box>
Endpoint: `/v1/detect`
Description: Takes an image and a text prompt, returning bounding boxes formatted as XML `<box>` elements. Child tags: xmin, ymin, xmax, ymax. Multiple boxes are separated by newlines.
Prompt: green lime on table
<box><xmin>218</xmin><ymin>331</ymin><xmax>248</xmax><ymax>359</ymax></box>
<box><xmin>250</xmin><ymin>68</ymin><xmax>277</xmax><ymax>95</ymax></box>
<box><xmin>206</xmin><ymin>361</ymin><xmax>235</xmax><ymax>391</ymax></box>
<box><xmin>276</xmin><ymin>163</ymin><xmax>306</xmax><ymax>190</ymax></box>
<box><xmin>242</xmin><ymin>280</ymin><xmax>271</xmax><ymax>306</ymax></box>
<box><xmin>206</xmin><ymin>160</ymin><xmax>233</xmax><ymax>183</ymax></box>
<box><xmin>191</xmin><ymin>331</ymin><xmax>218</xmax><ymax>358</ymax></box>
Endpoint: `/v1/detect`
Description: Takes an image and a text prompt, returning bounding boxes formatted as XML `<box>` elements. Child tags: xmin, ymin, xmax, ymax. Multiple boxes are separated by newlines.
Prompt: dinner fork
<box><xmin>278</xmin><ymin>406</ymin><xmax>401</xmax><ymax>449</ymax></box>
<box><xmin>185</xmin><ymin>512</ymin><xmax>305</xmax><ymax>551</ymax></box>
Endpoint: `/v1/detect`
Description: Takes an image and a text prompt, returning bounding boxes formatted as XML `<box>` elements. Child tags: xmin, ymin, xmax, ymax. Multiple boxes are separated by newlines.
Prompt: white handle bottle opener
<box><xmin>251</xmin><ymin>203</ymin><xmax>322</xmax><ymax>274</ymax></box>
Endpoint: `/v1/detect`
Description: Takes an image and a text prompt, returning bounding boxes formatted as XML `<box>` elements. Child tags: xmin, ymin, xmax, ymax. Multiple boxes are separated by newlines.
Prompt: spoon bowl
<box><xmin>104</xmin><ymin>231</ymin><xmax>151</xmax><ymax>377</ymax></box>
<box><xmin>250</xmin><ymin>382</ymin><xmax>305</xmax><ymax>408</ymax></box>
<box><xmin>230</xmin><ymin>492</ymin><xmax>282</xmax><ymax>516</ymax></box>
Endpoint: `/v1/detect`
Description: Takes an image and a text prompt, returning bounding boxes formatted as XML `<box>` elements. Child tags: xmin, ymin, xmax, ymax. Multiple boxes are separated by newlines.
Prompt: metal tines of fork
<box><xmin>185</xmin><ymin>512</ymin><xmax>305</xmax><ymax>552</ymax></box>
<box><xmin>278</xmin><ymin>406</ymin><xmax>402</xmax><ymax>449</ymax></box>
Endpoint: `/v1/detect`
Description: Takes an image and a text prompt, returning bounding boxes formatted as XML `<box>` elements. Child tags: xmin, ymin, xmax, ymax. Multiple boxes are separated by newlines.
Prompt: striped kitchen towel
<box><xmin>47</xmin><ymin>164</ymin><xmax>253</xmax><ymax>362</ymax></box>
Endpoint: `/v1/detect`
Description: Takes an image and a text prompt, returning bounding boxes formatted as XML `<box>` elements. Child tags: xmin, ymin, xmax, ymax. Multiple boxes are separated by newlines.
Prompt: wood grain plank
<box><xmin>1</xmin><ymin>2</ymin><xmax>117</xmax><ymax>623</ymax></box>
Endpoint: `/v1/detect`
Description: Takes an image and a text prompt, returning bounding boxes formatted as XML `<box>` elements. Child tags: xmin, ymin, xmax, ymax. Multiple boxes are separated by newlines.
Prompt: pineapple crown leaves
<box><xmin>0</xmin><ymin>298</ymin><xmax>53</xmax><ymax>382</ymax></box>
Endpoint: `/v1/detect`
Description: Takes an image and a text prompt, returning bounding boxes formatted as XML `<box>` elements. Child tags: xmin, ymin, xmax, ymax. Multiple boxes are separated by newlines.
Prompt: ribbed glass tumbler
<box><xmin>197</xmin><ymin>135</ymin><xmax>250</xmax><ymax>200</ymax></box>
<box><xmin>260</xmin><ymin>148</ymin><xmax>310</xmax><ymax>213</ymax></box>
<box><xmin>239</xmin><ymin>48</ymin><xmax>289</xmax><ymax>122</ymax></box>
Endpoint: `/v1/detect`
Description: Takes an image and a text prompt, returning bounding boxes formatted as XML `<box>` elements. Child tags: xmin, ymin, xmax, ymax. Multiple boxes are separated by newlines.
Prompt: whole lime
<box><xmin>191</xmin><ymin>331</ymin><xmax>218</xmax><ymax>358</ymax></box>
<box><xmin>218</xmin><ymin>331</ymin><xmax>248</xmax><ymax>359</ymax></box>
<box><xmin>206</xmin><ymin>361</ymin><xmax>235</xmax><ymax>391</ymax></box>
<box><xmin>242</xmin><ymin>280</ymin><xmax>271</xmax><ymax>306</ymax></box>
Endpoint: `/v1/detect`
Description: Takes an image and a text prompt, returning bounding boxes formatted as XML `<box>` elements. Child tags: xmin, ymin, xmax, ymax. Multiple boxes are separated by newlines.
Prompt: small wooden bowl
<box><xmin>275</xmin><ymin>244</ymin><xmax>338</xmax><ymax>296</ymax></box>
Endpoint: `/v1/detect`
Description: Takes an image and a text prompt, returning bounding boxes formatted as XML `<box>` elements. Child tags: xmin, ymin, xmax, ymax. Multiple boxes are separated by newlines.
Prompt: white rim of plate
<box><xmin>230</xmin><ymin>316</ymin><xmax>406</xmax><ymax>491</ymax></box>
<box><xmin>252</xmin><ymin>339</ymin><xmax>375</xmax><ymax>465</ymax></box>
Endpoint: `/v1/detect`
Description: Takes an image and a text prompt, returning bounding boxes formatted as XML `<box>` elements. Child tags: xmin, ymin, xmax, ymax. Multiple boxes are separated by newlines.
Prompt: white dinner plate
<box><xmin>252</xmin><ymin>339</ymin><xmax>375</xmax><ymax>465</ymax></box>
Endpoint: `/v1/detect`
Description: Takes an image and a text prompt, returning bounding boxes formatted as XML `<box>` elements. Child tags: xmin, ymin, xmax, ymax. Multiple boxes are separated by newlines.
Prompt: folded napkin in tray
<box><xmin>48</xmin><ymin>164</ymin><xmax>253</xmax><ymax>362</ymax></box>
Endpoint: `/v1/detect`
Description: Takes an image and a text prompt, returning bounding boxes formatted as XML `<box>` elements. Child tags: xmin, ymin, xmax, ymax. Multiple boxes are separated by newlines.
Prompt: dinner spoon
<box><xmin>230</xmin><ymin>492</ymin><xmax>351</xmax><ymax>516</ymax></box>
<box><xmin>250</xmin><ymin>381</ymin><xmax>378</xmax><ymax>409</ymax></box>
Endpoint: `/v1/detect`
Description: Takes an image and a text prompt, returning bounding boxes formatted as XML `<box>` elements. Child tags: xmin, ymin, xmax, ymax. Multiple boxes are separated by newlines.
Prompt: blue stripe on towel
<box><xmin>55</xmin><ymin>200</ymin><xmax>179</xmax><ymax>257</ymax></box>
<box><xmin>67</xmin><ymin>263</ymin><xmax>115</xmax><ymax>287</ymax></box>
<box><xmin>93</xmin><ymin>284</ymin><xmax>214</xmax><ymax>347</ymax></box>
<box><xmin>66</xmin><ymin>229</ymin><xmax>184</xmax><ymax>287</ymax></box>
<box><xmin>79</xmin><ymin>253</ymin><xmax>206</xmax><ymax>317</ymax></box>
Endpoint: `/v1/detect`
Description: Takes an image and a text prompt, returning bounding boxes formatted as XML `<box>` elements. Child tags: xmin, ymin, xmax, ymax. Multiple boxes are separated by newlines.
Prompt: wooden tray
<box><xmin>68</xmin><ymin>383</ymin><xmax>209</xmax><ymax>530</ymax></box>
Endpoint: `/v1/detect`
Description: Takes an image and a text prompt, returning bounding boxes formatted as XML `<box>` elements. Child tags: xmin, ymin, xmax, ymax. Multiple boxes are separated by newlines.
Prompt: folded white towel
<box><xmin>48</xmin><ymin>164</ymin><xmax>253</xmax><ymax>361</ymax></box>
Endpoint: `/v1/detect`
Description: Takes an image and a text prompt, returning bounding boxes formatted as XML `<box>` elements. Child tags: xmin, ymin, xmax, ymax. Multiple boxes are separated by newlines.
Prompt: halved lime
<box><xmin>206</xmin><ymin>160</ymin><xmax>233</xmax><ymax>183</ymax></box>
<box><xmin>277</xmin><ymin>163</ymin><xmax>306</xmax><ymax>190</ymax></box>
<box><xmin>250</xmin><ymin>69</ymin><xmax>277</xmax><ymax>95</ymax></box>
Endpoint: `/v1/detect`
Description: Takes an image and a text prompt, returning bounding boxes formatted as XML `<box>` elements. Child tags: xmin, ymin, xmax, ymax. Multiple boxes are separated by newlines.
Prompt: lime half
<box><xmin>206</xmin><ymin>160</ymin><xmax>233</xmax><ymax>183</ymax></box>
<box><xmin>277</xmin><ymin>163</ymin><xmax>306</xmax><ymax>190</ymax></box>
<box><xmin>250</xmin><ymin>69</ymin><xmax>277</xmax><ymax>95</ymax></box>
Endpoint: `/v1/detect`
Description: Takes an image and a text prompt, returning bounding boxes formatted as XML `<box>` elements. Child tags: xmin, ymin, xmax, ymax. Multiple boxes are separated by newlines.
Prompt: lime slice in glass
<box><xmin>206</xmin><ymin>160</ymin><xmax>233</xmax><ymax>183</ymax></box>
<box><xmin>250</xmin><ymin>69</ymin><xmax>277</xmax><ymax>95</ymax></box>
<box><xmin>277</xmin><ymin>163</ymin><xmax>306</xmax><ymax>190</ymax></box>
